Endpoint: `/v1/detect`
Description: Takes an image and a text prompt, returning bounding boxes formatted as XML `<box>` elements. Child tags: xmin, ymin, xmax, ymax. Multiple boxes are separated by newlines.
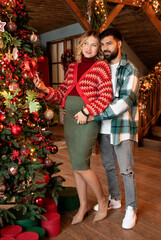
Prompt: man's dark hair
<box><xmin>99</xmin><ymin>28</ymin><xmax>123</xmax><ymax>42</ymax></box>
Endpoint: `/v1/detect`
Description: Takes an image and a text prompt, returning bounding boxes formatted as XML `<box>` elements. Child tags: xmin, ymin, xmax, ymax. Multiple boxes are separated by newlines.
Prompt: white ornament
<box><xmin>0</xmin><ymin>20</ymin><xmax>6</xmax><ymax>32</ymax></box>
<box><xmin>12</xmin><ymin>47</ymin><xmax>19</xmax><ymax>60</ymax></box>
<box><xmin>30</xmin><ymin>32</ymin><xmax>38</xmax><ymax>42</ymax></box>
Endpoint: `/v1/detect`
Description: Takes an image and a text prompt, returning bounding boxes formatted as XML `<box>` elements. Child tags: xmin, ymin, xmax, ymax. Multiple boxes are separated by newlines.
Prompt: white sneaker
<box><xmin>122</xmin><ymin>206</ymin><xmax>137</xmax><ymax>229</ymax></box>
<box><xmin>93</xmin><ymin>195</ymin><xmax>121</xmax><ymax>211</ymax></box>
<box><xmin>108</xmin><ymin>195</ymin><xmax>121</xmax><ymax>209</ymax></box>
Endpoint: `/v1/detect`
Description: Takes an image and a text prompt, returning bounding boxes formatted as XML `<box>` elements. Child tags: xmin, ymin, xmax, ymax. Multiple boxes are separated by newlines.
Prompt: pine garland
<box><xmin>82</xmin><ymin>0</ymin><xmax>109</xmax><ymax>30</ymax></box>
<box><xmin>82</xmin><ymin>0</ymin><xmax>161</xmax><ymax>31</ymax></box>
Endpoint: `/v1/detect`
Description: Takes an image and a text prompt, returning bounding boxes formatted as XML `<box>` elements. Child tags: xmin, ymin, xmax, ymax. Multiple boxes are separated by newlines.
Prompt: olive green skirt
<box><xmin>64</xmin><ymin>96</ymin><xmax>101</xmax><ymax>170</ymax></box>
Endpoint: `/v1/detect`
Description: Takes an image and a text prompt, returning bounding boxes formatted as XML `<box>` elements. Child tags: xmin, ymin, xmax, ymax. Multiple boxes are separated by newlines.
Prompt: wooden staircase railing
<box><xmin>138</xmin><ymin>68</ymin><xmax>161</xmax><ymax>142</ymax></box>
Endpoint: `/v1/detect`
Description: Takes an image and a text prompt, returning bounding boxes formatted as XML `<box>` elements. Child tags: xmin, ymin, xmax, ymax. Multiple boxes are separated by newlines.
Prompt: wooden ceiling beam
<box><xmin>62</xmin><ymin>0</ymin><xmax>90</xmax><ymax>31</ymax></box>
<box><xmin>142</xmin><ymin>2</ymin><xmax>161</xmax><ymax>34</ymax></box>
<box><xmin>106</xmin><ymin>0</ymin><xmax>141</xmax><ymax>7</ymax></box>
<box><xmin>100</xmin><ymin>4</ymin><xmax>124</xmax><ymax>32</ymax></box>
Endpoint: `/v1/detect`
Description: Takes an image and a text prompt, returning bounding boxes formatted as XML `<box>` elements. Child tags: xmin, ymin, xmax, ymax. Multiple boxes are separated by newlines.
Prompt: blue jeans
<box><xmin>98</xmin><ymin>134</ymin><xmax>137</xmax><ymax>211</ymax></box>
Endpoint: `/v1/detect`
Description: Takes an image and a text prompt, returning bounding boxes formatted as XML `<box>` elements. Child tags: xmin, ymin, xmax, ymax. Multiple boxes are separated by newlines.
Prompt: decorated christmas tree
<box><xmin>0</xmin><ymin>0</ymin><xmax>63</xmax><ymax>226</ymax></box>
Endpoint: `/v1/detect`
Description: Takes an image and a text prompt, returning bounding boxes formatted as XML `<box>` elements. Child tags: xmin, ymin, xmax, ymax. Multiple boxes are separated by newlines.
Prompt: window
<box><xmin>48</xmin><ymin>34</ymin><xmax>81</xmax><ymax>89</ymax></box>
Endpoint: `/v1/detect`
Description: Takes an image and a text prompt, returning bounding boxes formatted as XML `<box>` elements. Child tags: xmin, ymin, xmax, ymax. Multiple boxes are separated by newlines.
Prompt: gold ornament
<box><xmin>5</xmin><ymin>49</ymin><xmax>13</xmax><ymax>62</ymax></box>
<box><xmin>30</xmin><ymin>147</ymin><xmax>36</xmax><ymax>156</ymax></box>
<box><xmin>9</xmin><ymin>82</ymin><xmax>20</xmax><ymax>93</ymax></box>
<box><xmin>44</xmin><ymin>109</ymin><xmax>54</xmax><ymax>120</ymax></box>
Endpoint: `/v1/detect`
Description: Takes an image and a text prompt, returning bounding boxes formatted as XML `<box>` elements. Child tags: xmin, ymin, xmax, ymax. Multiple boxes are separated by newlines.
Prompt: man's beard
<box><xmin>104</xmin><ymin>48</ymin><xmax>119</xmax><ymax>62</ymax></box>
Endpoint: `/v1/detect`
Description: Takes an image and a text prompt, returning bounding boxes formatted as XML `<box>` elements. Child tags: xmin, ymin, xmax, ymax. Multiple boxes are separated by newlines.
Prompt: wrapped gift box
<box><xmin>16</xmin><ymin>231</ymin><xmax>39</xmax><ymax>240</ymax></box>
<box><xmin>1</xmin><ymin>225</ymin><xmax>22</xmax><ymax>238</ymax></box>
<box><xmin>42</xmin><ymin>197</ymin><xmax>57</xmax><ymax>212</ymax></box>
<box><xmin>41</xmin><ymin>212</ymin><xmax>60</xmax><ymax>238</ymax></box>
<box><xmin>25</xmin><ymin>226</ymin><xmax>45</xmax><ymax>240</ymax></box>
<box><xmin>58</xmin><ymin>187</ymin><xmax>80</xmax><ymax>211</ymax></box>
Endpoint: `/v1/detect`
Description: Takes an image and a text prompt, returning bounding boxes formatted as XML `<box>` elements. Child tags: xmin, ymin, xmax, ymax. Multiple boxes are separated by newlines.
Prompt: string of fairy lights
<box><xmin>149</xmin><ymin>0</ymin><xmax>161</xmax><ymax>16</ymax></box>
<box><xmin>85</xmin><ymin>0</ymin><xmax>161</xmax><ymax>30</ymax></box>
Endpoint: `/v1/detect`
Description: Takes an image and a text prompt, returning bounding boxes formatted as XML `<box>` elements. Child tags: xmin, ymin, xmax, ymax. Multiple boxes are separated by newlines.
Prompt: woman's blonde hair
<box><xmin>75</xmin><ymin>31</ymin><xmax>103</xmax><ymax>62</ymax></box>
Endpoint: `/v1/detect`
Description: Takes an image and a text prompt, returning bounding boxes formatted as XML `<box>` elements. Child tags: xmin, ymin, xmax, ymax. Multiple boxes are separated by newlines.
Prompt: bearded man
<box><xmin>90</xmin><ymin>28</ymin><xmax>139</xmax><ymax>229</ymax></box>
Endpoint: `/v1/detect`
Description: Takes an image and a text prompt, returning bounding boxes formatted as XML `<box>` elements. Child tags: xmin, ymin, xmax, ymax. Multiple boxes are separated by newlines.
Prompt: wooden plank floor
<box><xmin>47</xmin><ymin>125</ymin><xmax>161</xmax><ymax>240</ymax></box>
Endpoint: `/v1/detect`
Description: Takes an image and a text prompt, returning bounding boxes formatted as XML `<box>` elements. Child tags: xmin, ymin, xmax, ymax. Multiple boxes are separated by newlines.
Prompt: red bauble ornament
<box><xmin>43</xmin><ymin>173</ymin><xmax>50</xmax><ymax>184</ymax></box>
<box><xmin>35</xmin><ymin>197</ymin><xmax>43</xmax><ymax>206</ymax></box>
<box><xmin>38</xmin><ymin>158</ymin><xmax>44</xmax><ymax>164</ymax></box>
<box><xmin>36</xmin><ymin>173</ymin><xmax>50</xmax><ymax>185</ymax></box>
<box><xmin>51</xmin><ymin>145</ymin><xmax>58</xmax><ymax>154</ymax></box>
<box><xmin>38</xmin><ymin>56</ymin><xmax>45</xmax><ymax>62</ymax></box>
<box><xmin>0</xmin><ymin>113</ymin><xmax>5</xmax><ymax>122</ymax></box>
<box><xmin>11</xmin><ymin>125</ymin><xmax>22</xmax><ymax>136</ymax></box>
<box><xmin>44</xmin><ymin>158</ymin><xmax>53</xmax><ymax>167</ymax></box>
<box><xmin>6</xmin><ymin>21</ymin><xmax>17</xmax><ymax>32</ymax></box>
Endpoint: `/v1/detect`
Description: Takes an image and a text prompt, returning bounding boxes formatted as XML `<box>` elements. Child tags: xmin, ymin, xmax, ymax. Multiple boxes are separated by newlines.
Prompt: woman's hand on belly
<box><xmin>74</xmin><ymin>111</ymin><xmax>87</xmax><ymax>125</ymax></box>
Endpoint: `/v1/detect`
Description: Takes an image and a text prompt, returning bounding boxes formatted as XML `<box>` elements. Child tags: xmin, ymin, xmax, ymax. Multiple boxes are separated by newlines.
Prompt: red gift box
<box><xmin>0</xmin><ymin>237</ymin><xmax>15</xmax><ymax>240</ymax></box>
<box><xmin>1</xmin><ymin>225</ymin><xmax>22</xmax><ymax>238</ymax></box>
<box><xmin>16</xmin><ymin>232</ymin><xmax>39</xmax><ymax>240</ymax></box>
<box><xmin>41</xmin><ymin>212</ymin><xmax>60</xmax><ymax>237</ymax></box>
<box><xmin>42</xmin><ymin>197</ymin><xmax>57</xmax><ymax>212</ymax></box>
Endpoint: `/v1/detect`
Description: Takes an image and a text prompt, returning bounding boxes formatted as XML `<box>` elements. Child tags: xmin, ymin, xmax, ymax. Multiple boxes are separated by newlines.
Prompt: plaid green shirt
<box><xmin>95</xmin><ymin>52</ymin><xmax>139</xmax><ymax>145</ymax></box>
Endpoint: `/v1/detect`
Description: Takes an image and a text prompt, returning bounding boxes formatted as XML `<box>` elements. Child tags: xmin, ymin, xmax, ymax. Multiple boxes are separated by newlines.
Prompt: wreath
<box><xmin>61</xmin><ymin>49</ymin><xmax>75</xmax><ymax>72</ymax></box>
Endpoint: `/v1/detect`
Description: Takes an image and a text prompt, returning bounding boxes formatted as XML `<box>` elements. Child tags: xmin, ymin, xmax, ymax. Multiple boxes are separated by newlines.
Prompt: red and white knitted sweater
<box><xmin>45</xmin><ymin>60</ymin><xmax>113</xmax><ymax>116</ymax></box>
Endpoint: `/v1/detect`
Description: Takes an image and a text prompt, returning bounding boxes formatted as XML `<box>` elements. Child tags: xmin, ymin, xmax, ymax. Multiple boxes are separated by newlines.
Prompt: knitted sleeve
<box><xmin>45</xmin><ymin>63</ymin><xmax>75</xmax><ymax>104</ymax></box>
<box><xmin>96</xmin><ymin>65</ymin><xmax>139</xmax><ymax>120</ymax></box>
<box><xmin>85</xmin><ymin>61</ymin><xmax>113</xmax><ymax>115</ymax></box>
